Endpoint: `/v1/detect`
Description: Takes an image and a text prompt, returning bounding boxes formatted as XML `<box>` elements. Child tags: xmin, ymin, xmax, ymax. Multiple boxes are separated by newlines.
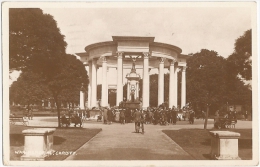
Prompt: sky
<box><xmin>41</xmin><ymin>6</ymin><xmax>252</xmax><ymax>58</ymax></box>
<box><xmin>9</xmin><ymin>3</ymin><xmax>254</xmax><ymax>85</ymax></box>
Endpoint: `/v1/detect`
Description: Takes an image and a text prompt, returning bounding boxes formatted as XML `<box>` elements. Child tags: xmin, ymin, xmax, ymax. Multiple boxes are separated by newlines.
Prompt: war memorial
<box><xmin>76</xmin><ymin>36</ymin><xmax>189</xmax><ymax>109</ymax></box>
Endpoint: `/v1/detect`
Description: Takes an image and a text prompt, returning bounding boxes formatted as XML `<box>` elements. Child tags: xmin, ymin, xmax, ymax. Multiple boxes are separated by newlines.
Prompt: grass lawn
<box><xmin>163</xmin><ymin>129</ymin><xmax>252</xmax><ymax>160</ymax></box>
<box><xmin>10</xmin><ymin>125</ymin><xmax>101</xmax><ymax>160</ymax></box>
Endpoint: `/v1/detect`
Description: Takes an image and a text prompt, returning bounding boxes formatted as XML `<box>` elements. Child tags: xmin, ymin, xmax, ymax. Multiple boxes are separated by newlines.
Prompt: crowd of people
<box><xmin>99</xmin><ymin>105</ymin><xmax>196</xmax><ymax>126</ymax></box>
<box><xmin>58</xmin><ymin>103</ymin><xmax>200</xmax><ymax>131</ymax></box>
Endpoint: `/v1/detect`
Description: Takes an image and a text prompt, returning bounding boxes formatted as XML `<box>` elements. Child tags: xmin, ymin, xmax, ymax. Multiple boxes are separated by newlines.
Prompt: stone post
<box><xmin>21</xmin><ymin>128</ymin><xmax>56</xmax><ymax>160</ymax></box>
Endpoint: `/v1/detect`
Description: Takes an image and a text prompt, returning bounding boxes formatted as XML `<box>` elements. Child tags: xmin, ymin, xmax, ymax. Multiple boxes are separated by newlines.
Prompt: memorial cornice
<box><xmin>84</xmin><ymin>41</ymin><xmax>116</xmax><ymax>53</ymax></box>
<box><xmin>150</xmin><ymin>42</ymin><xmax>182</xmax><ymax>54</ymax></box>
<box><xmin>112</xmin><ymin>36</ymin><xmax>155</xmax><ymax>42</ymax></box>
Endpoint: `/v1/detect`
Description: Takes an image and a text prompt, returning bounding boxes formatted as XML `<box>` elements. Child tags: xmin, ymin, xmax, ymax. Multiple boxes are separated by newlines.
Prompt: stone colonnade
<box><xmin>82</xmin><ymin>52</ymin><xmax>186</xmax><ymax>109</ymax></box>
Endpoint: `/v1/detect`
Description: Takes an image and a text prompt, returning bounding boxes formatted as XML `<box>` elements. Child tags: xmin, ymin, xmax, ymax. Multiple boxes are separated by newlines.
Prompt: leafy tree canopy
<box><xmin>10</xmin><ymin>54</ymin><xmax>89</xmax><ymax>106</ymax></box>
<box><xmin>9</xmin><ymin>71</ymin><xmax>50</xmax><ymax>105</ymax></box>
<box><xmin>9</xmin><ymin>8</ymin><xmax>67</xmax><ymax>75</ymax></box>
<box><xmin>186</xmin><ymin>49</ymin><xmax>229</xmax><ymax>106</ymax></box>
<box><xmin>186</xmin><ymin>49</ymin><xmax>252</xmax><ymax>114</ymax></box>
<box><xmin>227</xmin><ymin>29</ymin><xmax>252</xmax><ymax>80</ymax></box>
<box><xmin>48</xmin><ymin>54</ymin><xmax>89</xmax><ymax>103</ymax></box>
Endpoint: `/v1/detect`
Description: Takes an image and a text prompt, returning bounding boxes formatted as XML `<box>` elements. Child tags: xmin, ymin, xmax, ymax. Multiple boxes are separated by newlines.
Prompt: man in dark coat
<box><xmin>103</xmin><ymin>107</ymin><xmax>108</xmax><ymax>124</ymax></box>
<box><xmin>171</xmin><ymin>107</ymin><xmax>177</xmax><ymax>125</ymax></box>
<box><xmin>189</xmin><ymin>109</ymin><xmax>195</xmax><ymax>124</ymax></box>
<box><xmin>140</xmin><ymin>110</ymin><xmax>145</xmax><ymax>134</ymax></box>
<box><xmin>166</xmin><ymin>109</ymin><xmax>172</xmax><ymax>124</ymax></box>
<box><xmin>133</xmin><ymin>109</ymin><xmax>141</xmax><ymax>133</ymax></box>
<box><xmin>107</xmin><ymin>108</ymin><xmax>114</xmax><ymax>124</ymax></box>
<box><xmin>154</xmin><ymin>109</ymin><xmax>159</xmax><ymax>125</ymax></box>
<box><xmin>120</xmin><ymin>109</ymin><xmax>125</xmax><ymax>124</ymax></box>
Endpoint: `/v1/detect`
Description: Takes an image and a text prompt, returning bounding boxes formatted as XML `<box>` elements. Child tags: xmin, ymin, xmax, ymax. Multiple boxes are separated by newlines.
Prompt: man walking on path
<box><xmin>133</xmin><ymin>109</ymin><xmax>141</xmax><ymax>133</ymax></box>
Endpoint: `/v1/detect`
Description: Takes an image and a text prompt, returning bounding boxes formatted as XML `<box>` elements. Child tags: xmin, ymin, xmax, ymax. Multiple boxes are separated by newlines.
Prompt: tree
<box><xmin>186</xmin><ymin>49</ymin><xmax>229</xmax><ymax>129</ymax></box>
<box><xmin>9</xmin><ymin>8</ymin><xmax>67</xmax><ymax>76</ymax></box>
<box><xmin>186</xmin><ymin>49</ymin><xmax>252</xmax><ymax>129</ymax></box>
<box><xmin>48</xmin><ymin>54</ymin><xmax>88</xmax><ymax>126</ymax></box>
<box><xmin>9</xmin><ymin>9</ymin><xmax>89</xmax><ymax>127</ymax></box>
<box><xmin>227</xmin><ymin>29</ymin><xmax>252</xmax><ymax>80</ymax></box>
<box><xmin>187</xmin><ymin>49</ymin><xmax>229</xmax><ymax>106</ymax></box>
<box><xmin>9</xmin><ymin>71</ymin><xmax>50</xmax><ymax>106</ymax></box>
<box><xmin>10</xmin><ymin>55</ymin><xmax>88</xmax><ymax>127</ymax></box>
<box><xmin>59</xmin><ymin>55</ymin><xmax>89</xmax><ymax>108</ymax></box>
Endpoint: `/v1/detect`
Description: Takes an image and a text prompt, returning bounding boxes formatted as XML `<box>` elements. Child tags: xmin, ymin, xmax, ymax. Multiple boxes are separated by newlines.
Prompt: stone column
<box><xmin>158</xmin><ymin>58</ymin><xmax>164</xmax><ymax>106</ymax></box>
<box><xmin>80</xmin><ymin>84</ymin><xmax>85</xmax><ymax>109</ymax></box>
<box><xmin>169</xmin><ymin>60</ymin><xmax>175</xmax><ymax>108</ymax></box>
<box><xmin>88</xmin><ymin>62</ymin><xmax>92</xmax><ymax>109</ymax></box>
<box><xmin>181</xmin><ymin>66</ymin><xmax>187</xmax><ymax>108</ymax></box>
<box><xmin>101</xmin><ymin>57</ymin><xmax>108</xmax><ymax>107</ymax></box>
<box><xmin>136</xmin><ymin>81</ymin><xmax>139</xmax><ymax>99</ymax></box>
<box><xmin>142</xmin><ymin>52</ymin><xmax>150</xmax><ymax>108</ymax></box>
<box><xmin>91</xmin><ymin>59</ymin><xmax>97</xmax><ymax>108</ymax></box>
<box><xmin>116</xmin><ymin>52</ymin><xmax>123</xmax><ymax>106</ymax></box>
<box><xmin>127</xmin><ymin>81</ymin><xmax>130</xmax><ymax>101</ymax></box>
<box><xmin>173</xmin><ymin>65</ymin><xmax>178</xmax><ymax>107</ymax></box>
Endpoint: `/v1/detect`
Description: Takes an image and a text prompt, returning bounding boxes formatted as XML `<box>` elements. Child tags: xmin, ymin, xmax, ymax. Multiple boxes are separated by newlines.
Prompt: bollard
<box><xmin>21</xmin><ymin>128</ymin><xmax>56</xmax><ymax>160</ymax></box>
<box><xmin>209</xmin><ymin>131</ymin><xmax>241</xmax><ymax>160</ymax></box>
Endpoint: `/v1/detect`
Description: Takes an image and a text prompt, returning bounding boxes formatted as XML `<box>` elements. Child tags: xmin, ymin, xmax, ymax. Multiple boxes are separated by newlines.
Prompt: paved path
<box><xmin>65</xmin><ymin>123</ymin><xmax>193</xmax><ymax>160</ymax></box>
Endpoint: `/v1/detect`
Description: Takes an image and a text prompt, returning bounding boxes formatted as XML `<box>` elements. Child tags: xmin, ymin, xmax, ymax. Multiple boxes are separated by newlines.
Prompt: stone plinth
<box><xmin>209</xmin><ymin>131</ymin><xmax>241</xmax><ymax>160</ymax></box>
<box><xmin>21</xmin><ymin>128</ymin><xmax>56</xmax><ymax>161</ymax></box>
<box><xmin>125</xmin><ymin>101</ymin><xmax>141</xmax><ymax>109</ymax></box>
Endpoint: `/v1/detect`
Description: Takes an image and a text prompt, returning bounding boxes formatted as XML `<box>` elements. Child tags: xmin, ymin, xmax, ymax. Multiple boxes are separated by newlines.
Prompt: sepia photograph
<box><xmin>2</xmin><ymin>1</ymin><xmax>258</xmax><ymax>166</ymax></box>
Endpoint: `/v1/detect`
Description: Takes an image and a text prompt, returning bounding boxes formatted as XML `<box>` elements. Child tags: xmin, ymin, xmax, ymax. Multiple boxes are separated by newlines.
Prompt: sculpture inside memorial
<box><xmin>125</xmin><ymin>57</ymin><xmax>141</xmax><ymax>109</ymax></box>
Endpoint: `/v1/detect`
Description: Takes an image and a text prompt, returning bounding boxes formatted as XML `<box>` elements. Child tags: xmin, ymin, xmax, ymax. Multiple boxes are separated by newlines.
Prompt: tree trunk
<box><xmin>53</xmin><ymin>95</ymin><xmax>61</xmax><ymax>127</ymax></box>
<box><xmin>204</xmin><ymin>105</ymin><xmax>209</xmax><ymax>129</ymax></box>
